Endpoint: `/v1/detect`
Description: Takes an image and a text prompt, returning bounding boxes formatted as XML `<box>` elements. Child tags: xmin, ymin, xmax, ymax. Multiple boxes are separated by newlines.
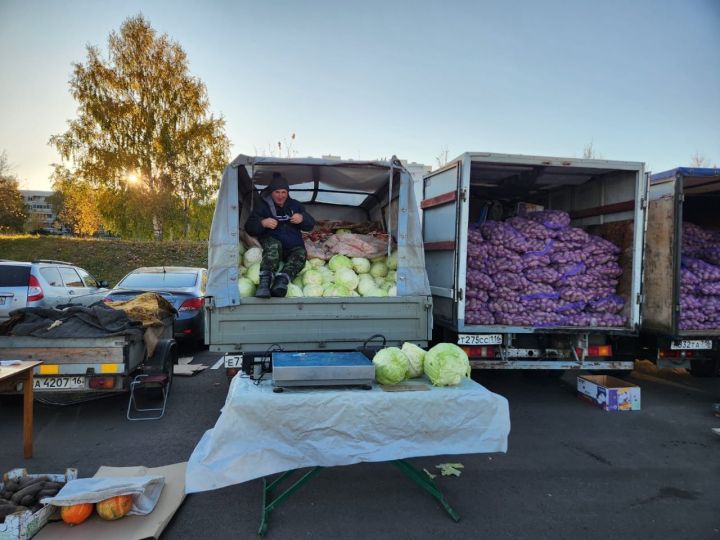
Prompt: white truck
<box><xmin>641</xmin><ymin>167</ymin><xmax>720</xmax><ymax>376</ymax></box>
<box><xmin>205</xmin><ymin>155</ymin><xmax>433</xmax><ymax>371</ymax></box>
<box><xmin>422</xmin><ymin>152</ymin><xmax>648</xmax><ymax>370</ymax></box>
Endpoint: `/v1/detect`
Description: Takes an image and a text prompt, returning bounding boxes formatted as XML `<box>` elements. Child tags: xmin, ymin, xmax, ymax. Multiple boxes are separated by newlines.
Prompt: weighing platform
<box><xmin>271</xmin><ymin>351</ymin><xmax>375</xmax><ymax>389</ymax></box>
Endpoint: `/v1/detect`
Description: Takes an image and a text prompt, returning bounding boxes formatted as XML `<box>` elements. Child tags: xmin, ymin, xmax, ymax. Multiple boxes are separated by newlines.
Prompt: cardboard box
<box><xmin>577</xmin><ymin>375</ymin><xmax>641</xmax><ymax>411</ymax></box>
<box><xmin>0</xmin><ymin>468</ymin><xmax>78</xmax><ymax>540</ymax></box>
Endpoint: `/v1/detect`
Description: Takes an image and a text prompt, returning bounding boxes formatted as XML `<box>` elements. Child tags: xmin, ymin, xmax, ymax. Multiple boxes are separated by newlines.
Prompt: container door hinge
<box><xmin>675</xmin><ymin>304</ymin><xmax>681</xmax><ymax>312</ymax></box>
<box><xmin>636</xmin><ymin>293</ymin><xmax>643</xmax><ymax>305</ymax></box>
<box><xmin>678</xmin><ymin>193</ymin><xmax>685</xmax><ymax>202</ymax></box>
<box><xmin>459</xmin><ymin>188</ymin><xmax>467</xmax><ymax>202</ymax></box>
<box><xmin>457</xmin><ymin>288</ymin><xmax>464</xmax><ymax>301</ymax></box>
<box><xmin>640</xmin><ymin>197</ymin><xmax>647</xmax><ymax>209</ymax></box>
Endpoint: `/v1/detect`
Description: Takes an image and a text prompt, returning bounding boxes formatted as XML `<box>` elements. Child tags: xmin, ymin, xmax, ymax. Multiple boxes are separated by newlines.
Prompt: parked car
<box><xmin>103</xmin><ymin>266</ymin><xmax>207</xmax><ymax>345</ymax></box>
<box><xmin>0</xmin><ymin>259</ymin><xmax>109</xmax><ymax>321</ymax></box>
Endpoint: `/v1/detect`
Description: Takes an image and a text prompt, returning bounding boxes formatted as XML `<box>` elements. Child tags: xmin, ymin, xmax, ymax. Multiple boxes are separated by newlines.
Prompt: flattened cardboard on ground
<box><xmin>35</xmin><ymin>462</ymin><xmax>186</xmax><ymax>540</ymax></box>
<box><xmin>173</xmin><ymin>364</ymin><xmax>207</xmax><ymax>376</ymax></box>
<box><xmin>577</xmin><ymin>375</ymin><xmax>641</xmax><ymax>411</ymax></box>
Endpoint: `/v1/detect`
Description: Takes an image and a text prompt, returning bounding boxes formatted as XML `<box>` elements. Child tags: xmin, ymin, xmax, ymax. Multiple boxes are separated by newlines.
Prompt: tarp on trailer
<box><xmin>207</xmin><ymin>155</ymin><xmax>430</xmax><ymax>308</ymax></box>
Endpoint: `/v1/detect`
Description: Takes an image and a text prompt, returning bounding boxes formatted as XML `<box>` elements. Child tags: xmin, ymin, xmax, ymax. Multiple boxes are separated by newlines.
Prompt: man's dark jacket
<box><xmin>245</xmin><ymin>194</ymin><xmax>315</xmax><ymax>250</ymax></box>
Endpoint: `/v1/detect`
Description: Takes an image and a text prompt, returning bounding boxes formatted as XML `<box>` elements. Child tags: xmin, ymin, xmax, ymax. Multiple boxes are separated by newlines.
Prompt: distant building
<box><xmin>20</xmin><ymin>190</ymin><xmax>56</xmax><ymax>229</ymax></box>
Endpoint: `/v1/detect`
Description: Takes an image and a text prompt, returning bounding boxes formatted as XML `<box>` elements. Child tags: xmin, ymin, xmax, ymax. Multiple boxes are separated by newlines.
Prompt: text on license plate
<box><xmin>670</xmin><ymin>340</ymin><xmax>712</xmax><ymax>350</ymax></box>
<box><xmin>224</xmin><ymin>354</ymin><xmax>243</xmax><ymax>368</ymax></box>
<box><xmin>457</xmin><ymin>334</ymin><xmax>503</xmax><ymax>346</ymax></box>
<box><xmin>33</xmin><ymin>376</ymin><xmax>85</xmax><ymax>390</ymax></box>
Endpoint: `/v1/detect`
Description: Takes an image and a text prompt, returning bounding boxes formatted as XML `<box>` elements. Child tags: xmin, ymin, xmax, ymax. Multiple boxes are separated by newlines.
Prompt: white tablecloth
<box><xmin>186</xmin><ymin>375</ymin><xmax>510</xmax><ymax>493</ymax></box>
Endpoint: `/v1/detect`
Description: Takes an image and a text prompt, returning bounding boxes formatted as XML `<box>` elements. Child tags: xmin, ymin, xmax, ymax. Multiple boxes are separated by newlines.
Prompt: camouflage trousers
<box><xmin>259</xmin><ymin>237</ymin><xmax>307</xmax><ymax>279</ymax></box>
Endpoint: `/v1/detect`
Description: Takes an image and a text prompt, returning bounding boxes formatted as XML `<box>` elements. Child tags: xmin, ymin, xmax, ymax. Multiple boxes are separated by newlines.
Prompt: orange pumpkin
<box><xmin>96</xmin><ymin>495</ymin><xmax>133</xmax><ymax>521</ymax></box>
<box><xmin>60</xmin><ymin>503</ymin><xmax>94</xmax><ymax>525</ymax></box>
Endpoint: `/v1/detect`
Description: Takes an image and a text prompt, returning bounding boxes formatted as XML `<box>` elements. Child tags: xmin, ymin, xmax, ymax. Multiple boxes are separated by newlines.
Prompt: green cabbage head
<box><xmin>286</xmin><ymin>283</ymin><xmax>304</xmax><ymax>297</ymax></box>
<box><xmin>387</xmin><ymin>251</ymin><xmax>398</xmax><ymax>270</ymax></box>
<box><xmin>302</xmin><ymin>269</ymin><xmax>323</xmax><ymax>286</ymax></box>
<box><xmin>328</xmin><ymin>254</ymin><xmax>353</xmax><ymax>271</ymax></box>
<box><xmin>423</xmin><ymin>343</ymin><xmax>471</xmax><ymax>386</ymax></box>
<box><xmin>335</xmin><ymin>267</ymin><xmax>359</xmax><ymax>290</ymax></box>
<box><xmin>303</xmin><ymin>284</ymin><xmax>325</xmax><ymax>297</ymax></box>
<box><xmin>247</xmin><ymin>263</ymin><xmax>261</xmax><ymax>285</ymax></box>
<box><xmin>401</xmin><ymin>342</ymin><xmax>426</xmax><ymax>378</ymax></box>
<box><xmin>237</xmin><ymin>277</ymin><xmax>256</xmax><ymax>297</ymax></box>
<box><xmin>351</xmin><ymin>257</ymin><xmax>371</xmax><ymax>274</ymax></box>
<box><xmin>372</xmin><ymin>347</ymin><xmax>409</xmax><ymax>385</ymax></box>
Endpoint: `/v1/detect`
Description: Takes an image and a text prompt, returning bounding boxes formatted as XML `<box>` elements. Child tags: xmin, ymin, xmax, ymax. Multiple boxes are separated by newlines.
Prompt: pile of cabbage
<box><xmin>372</xmin><ymin>342</ymin><xmax>470</xmax><ymax>386</ymax></box>
<box><xmin>679</xmin><ymin>222</ymin><xmax>720</xmax><ymax>330</ymax></box>
<box><xmin>465</xmin><ymin>210</ymin><xmax>627</xmax><ymax>327</ymax></box>
<box><xmin>236</xmin><ymin>243</ymin><xmax>398</xmax><ymax>298</ymax></box>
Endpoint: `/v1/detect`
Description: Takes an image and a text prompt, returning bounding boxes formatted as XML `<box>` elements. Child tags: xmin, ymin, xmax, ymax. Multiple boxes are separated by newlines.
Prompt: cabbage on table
<box><xmin>424</xmin><ymin>343</ymin><xmax>471</xmax><ymax>386</ymax></box>
<box><xmin>372</xmin><ymin>347</ymin><xmax>409</xmax><ymax>385</ymax></box>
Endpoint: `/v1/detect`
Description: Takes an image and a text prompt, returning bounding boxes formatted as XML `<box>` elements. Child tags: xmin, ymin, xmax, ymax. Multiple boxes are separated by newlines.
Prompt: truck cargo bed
<box><xmin>208</xmin><ymin>296</ymin><xmax>432</xmax><ymax>352</ymax></box>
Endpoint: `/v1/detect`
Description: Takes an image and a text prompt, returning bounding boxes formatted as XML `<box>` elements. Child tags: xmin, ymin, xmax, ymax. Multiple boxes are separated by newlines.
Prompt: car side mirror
<box><xmin>99</xmin><ymin>280</ymin><xmax>109</xmax><ymax>288</ymax></box>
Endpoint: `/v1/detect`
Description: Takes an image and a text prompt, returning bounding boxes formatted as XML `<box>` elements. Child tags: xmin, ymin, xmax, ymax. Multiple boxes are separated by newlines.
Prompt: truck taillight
<box><xmin>89</xmin><ymin>376</ymin><xmax>116</xmax><ymax>389</ymax></box>
<box><xmin>659</xmin><ymin>350</ymin><xmax>695</xmax><ymax>358</ymax></box>
<box><xmin>179</xmin><ymin>297</ymin><xmax>204</xmax><ymax>311</ymax></box>
<box><xmin>27</xmin><ymin>275</ymin><xmax>44</xmax><ymax>302</ymax></box>
<box><xmin>462</xmin><ymin>346</ymin><xmax>495</xmax><ymax>358</ymax></box>
<box><xmin>577</xmin><ymin>345</ymin><xmax>613</xmax><ymax>357</ymax></box>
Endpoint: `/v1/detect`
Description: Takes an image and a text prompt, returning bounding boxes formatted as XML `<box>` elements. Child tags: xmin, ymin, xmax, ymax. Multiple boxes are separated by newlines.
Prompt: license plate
<box><xmin>224</xmin><ymin>354</ymin><xmax>243</xmax><ymax>368</ymax></box>
<box><xmin>33</xmin><ymin>376</ymin><xmax>85</xmax><ymax>390</ymax></box>
<box><xmin>670</xmin><ymin>340</ymin><xmax>712</xmax><ymax>350</ymax></box>
<box><xmin>458</xmin><ymin>334</ymin><xmax>503</xmax><ymax>346</ymax></box>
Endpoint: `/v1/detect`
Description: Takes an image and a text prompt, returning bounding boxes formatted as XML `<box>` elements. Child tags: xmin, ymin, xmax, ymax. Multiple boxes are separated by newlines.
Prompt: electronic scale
<box><xmin>271</xmin><ymin>351</ymin><xmax>375</xmax><ymax>390</ymax></box>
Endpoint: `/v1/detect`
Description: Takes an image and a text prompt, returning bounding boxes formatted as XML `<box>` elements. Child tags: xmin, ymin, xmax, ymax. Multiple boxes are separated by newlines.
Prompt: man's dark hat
<box><xmin>267</xmin><ymin>172</ymin><xmax>289</xmax><ymax>192</ymax></box>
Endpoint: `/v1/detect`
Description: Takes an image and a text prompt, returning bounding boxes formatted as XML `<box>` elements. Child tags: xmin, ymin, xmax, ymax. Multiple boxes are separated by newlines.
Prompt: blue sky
<box><xmin>1</xmin><ymin>0</ymin><xmax>718</xmax><ymax>190</ymax></box>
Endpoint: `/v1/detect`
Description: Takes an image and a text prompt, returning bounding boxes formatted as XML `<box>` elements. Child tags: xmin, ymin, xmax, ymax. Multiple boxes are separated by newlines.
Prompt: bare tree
<box><xmin>0</xmin><ymin>150</ymin><xmax>13</xmax><ymax>177</ymax></box>
<box><xmin>435</xmin><ymin>145</ymin><xmax>449</xmax><ymax>168</ymax></box>
<box><xmin>690</xmin><ymin>152</ymin><xmax>708</xmax><ymax>168</ymax></box>
<box><xmin>582</xmin><ymin>141</ymin><xmax>599</xmax><ymax>159</ymax></box>
<box><xmin>255</xmin><ymin>133</ymin><xmax>298</xmax><ymax>158</ymax></box>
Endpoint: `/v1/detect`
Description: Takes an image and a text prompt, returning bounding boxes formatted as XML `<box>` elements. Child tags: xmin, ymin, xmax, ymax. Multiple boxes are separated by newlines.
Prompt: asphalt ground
<box><xmin>1</xmin><ymin>351</ymin><xmax>718</xmax><ymax>540</ymax></box>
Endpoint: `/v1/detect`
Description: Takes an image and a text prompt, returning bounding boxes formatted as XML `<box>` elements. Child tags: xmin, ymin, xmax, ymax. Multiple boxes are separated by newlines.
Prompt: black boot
<box><xmin>271</xmin><ymin>273</ymin><xmax>290</xmax><ymax>297</ymax></box>
<box><xmin>255</xmin><ymin>271</ymin><xmax>272</xmax><ymax>298</ymax></box>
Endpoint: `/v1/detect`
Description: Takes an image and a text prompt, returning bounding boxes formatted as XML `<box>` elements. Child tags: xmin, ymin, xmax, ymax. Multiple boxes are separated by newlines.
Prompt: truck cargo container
<box><xmin>641</xmin><ymin>167</ymin><xmax>720</xmax><ymax>376</ymax></box>
<box><xmin>206</xmin><ymin>155</ymin><xmax>432</xmax><ymax>371</ymax></box>
<box><xmin>422</xmin><ymin>152</ymin><xmax>647</xmax><ymax>370</ymax></box>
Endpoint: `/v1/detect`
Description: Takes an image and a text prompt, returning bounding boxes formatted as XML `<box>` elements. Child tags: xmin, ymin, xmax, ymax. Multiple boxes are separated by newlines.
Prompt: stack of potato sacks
<box><xmin>679</xmin><ymin>222</ymin><xmax>720</xmax><ymax>330</ymax></box>
<box><xmin>465</xmin><ymin>210</ymin><xmax>626</xmax><ymax>327</ymax></box>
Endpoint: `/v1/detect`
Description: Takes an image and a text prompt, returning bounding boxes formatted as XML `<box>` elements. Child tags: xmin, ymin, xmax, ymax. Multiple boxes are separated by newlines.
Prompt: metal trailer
<box><xmin>422</xmin><ymin>152</ymin><xmax>648</xmax><ymax>370</ymax></box>
<box><xmin>641</xmin><ymin>167</ymin><xmax>720</xmax><ymax>376</ymax></box>
<box><xmin>0</xmin><ymin>320</ymin><xmax>176</xmax><ymax>401</ymax></box>
<box><xmin>204</xmin><ymin>155</ymin><xmax>433</xmax><ymax>373</ymax></box>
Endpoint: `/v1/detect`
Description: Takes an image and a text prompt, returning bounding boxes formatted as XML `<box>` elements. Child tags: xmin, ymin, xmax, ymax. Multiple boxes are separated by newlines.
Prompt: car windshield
<box><xmin>118</xmin><ymin>272</ymin><xmax>197</xmax><ymax>289</ymax></box>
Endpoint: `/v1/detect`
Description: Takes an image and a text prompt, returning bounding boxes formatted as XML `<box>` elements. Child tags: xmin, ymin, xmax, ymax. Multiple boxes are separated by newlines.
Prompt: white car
<box><xmin>0</xmin><ymin>260</ymin><xmax>109</xmax><ymax>321</ymax></box>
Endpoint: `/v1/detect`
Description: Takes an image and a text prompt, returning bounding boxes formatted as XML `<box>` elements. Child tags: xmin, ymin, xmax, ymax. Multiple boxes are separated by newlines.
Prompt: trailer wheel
<box><xmin>689</xmin><ymin>358</ymin><xmax>719</xmax><ymax>378</ymax></box>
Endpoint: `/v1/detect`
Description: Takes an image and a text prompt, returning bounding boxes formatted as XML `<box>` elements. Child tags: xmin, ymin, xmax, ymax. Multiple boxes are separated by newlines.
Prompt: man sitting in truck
<box><xmin>245</xmin><ymin>173</ymin><xmax>316</xmax><ymax>298</ymax></box>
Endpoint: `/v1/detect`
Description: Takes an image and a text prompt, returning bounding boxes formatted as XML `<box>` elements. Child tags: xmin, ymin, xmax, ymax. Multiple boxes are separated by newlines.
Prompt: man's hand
<box><xmin>261</xmin><ymin>217</ymin><xmax>278</xmax><ymax>229</ymax></box>
<box><xmin>290</xmin><ymin>213</ymin><xmax>304</xmax><ymax>225</ymax></box>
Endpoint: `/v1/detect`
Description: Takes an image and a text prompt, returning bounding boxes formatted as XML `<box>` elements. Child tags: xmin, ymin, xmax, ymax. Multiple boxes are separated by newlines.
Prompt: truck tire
<box><xmin>689</xmin><ymin>358</ymin><xmax>719</xmax><ymax>378</ymax></box>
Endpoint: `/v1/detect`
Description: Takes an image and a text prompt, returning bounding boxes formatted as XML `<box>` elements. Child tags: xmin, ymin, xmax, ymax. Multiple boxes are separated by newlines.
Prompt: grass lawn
<box><xmin>0</xmin><ymin>235</ymin><xmax>208</xmax><ymax>287</ymax></box>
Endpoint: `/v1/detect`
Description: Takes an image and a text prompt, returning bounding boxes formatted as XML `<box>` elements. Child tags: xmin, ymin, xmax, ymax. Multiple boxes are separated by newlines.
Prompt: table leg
<box><xmin>259</xmin><ymin>467</ymin><xmax>322</xmax><ymax>536</ymax></box>
<box><xmin>392</xmin><ymin>460</ymin><xmax>461</xmax><ymax>522</ymax></box>
<box><xmin>23</xmin><ymin>370</ymin><xmax>34</xmax><ymax>459</ymax></box>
